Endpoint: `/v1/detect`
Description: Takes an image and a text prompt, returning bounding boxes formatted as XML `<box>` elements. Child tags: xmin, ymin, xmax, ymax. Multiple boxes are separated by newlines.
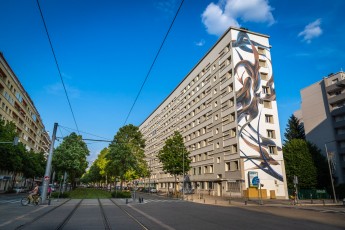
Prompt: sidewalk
<box><xmin>161</xmin><ymin>192</ymin><xmax>344</xmax><ymax>207</ymax></box>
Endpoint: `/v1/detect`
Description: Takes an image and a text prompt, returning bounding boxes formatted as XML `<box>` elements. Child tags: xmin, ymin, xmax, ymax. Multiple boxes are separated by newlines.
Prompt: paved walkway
<box><xmin>156</xmin><ymin>192</ymin><xmax>344</xmax><ymax>207</ymax></box>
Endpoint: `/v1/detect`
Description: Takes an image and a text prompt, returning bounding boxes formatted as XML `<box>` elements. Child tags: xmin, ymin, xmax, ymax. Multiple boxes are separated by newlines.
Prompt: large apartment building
<box><xmin>296</xmin><ymin>71</ymin><xmax>345</xmax><ymax>185</ymax></box>
<box><xmin>139</xmin><ymin>27</ymin><xmax>288</xmax><ymax>199</ymax></box>
<box><xmin>0</xmin><ymin>53</ymin><xmax>51</xmax><ymax>153</ymax></box>
<box><xmin>0</xmin><ymin>52</ymin><xmax>51</xmax><ymax>190</ymax></box>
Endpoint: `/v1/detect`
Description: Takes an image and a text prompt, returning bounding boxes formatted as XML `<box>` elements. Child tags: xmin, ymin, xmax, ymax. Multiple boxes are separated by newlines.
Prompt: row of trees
<box><xmin>0</xmin><ymin>120</ymin><xmax>46</xmax><ymax>189</ymax></box>
<box><xmin>81</xmin><ymin>126</ymin><xmax>191</xmax><ymax>194</ymax></box>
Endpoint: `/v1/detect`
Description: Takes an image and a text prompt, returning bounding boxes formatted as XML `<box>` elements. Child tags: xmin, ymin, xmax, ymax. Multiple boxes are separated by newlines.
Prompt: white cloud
<box><xmin>202</xmin><ymin>0</ymin><xmax>275</xmax><ymax>36</ymax></box>
<box><xmin>195</xmin><ymin>39</ymin><xmax>206</xmax><ymax>46</ymax></box>
<box><xmin>298</xmin><ymin>19</ymin><xmax>322</xmax><ymax>43</ymax></box>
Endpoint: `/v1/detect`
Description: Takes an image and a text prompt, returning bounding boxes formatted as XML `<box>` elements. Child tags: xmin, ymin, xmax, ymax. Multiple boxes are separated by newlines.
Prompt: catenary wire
<box><xmin>123</xmin><ymin>0</ymin><xmax>185</xmax><ymax>125</ymax></box>
<box><xmin>58</xmin><ymin>125</ymin><xmax>112</xmax><ymax>141</ymax></box>
<box><xmin>36</xmin><ymin>0</ymin><xmax>80</xmax><ymax>134</ymax></box>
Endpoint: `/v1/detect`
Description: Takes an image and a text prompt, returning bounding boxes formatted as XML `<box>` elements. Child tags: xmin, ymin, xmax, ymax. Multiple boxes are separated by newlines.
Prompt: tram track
<box><xmin>109</xmin><ymin>198</ymin><xmax>149</xmax><ymax>230</ymax></box>
<box><xmin>55</xmin><ymin>199</ymin><xmax>83</xmax><ymax>230</ymax></box>
<box><xmin>15</xmin><ymin>199</ymin><xmax>72</xmax><ymax>230</ymax></box>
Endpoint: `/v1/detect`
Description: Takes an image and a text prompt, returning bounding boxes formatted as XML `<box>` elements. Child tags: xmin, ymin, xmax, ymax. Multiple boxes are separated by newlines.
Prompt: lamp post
<box><xmin>182</xmin><ymin>149</ymin><xmax>185</xmax><ymax>200</ymax></box>
<box><xmin>324</xmin><ymin>143</ymin><xmax>337</xmax><ymax>203</ymax></box>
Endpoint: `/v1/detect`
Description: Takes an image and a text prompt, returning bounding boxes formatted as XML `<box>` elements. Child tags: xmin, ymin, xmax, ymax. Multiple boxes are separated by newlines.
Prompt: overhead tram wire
<box><xmin>123</xmin><ymin>0</ymin><xmax>185</xmax><ymax>126</ymax></box>
<box><xmin>58</xmin><ymin>125</ymin><xmax>112</xmax><ymax>142</ymax></box>
<box><xmin>36</xmin><ymin>0</ymin><xmax>80</xmax><ymax>134</ymax></box>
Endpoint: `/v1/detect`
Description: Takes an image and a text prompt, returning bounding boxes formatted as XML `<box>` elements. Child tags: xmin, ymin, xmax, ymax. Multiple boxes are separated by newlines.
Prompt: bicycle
<box><xmin>21</xmin><ymin>194</ymin><xmax>42</xmax><ymax>206</ymax></box>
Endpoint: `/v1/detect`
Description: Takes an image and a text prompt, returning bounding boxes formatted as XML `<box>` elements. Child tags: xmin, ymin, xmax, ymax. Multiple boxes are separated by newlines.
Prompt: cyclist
<box><xmin>28</xmin><ymin>183</ymin><xmax>39</xmax><ymax>204</ymax></box>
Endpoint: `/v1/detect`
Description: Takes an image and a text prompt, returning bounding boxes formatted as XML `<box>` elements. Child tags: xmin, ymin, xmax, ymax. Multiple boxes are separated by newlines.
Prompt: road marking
<box><xmin>0</xmin><ymin>199</ymin><xmax>20</xmax><ymax>204</ymax></box>
<box><xmin>0</xmin><ymin>206</ymin><xmax>46</xmax><ymax>227</ymax></box>
<box><xmin>128</xmin><ymin>204</ymin><xmax>175</xmax><ymax>230</ymax></box>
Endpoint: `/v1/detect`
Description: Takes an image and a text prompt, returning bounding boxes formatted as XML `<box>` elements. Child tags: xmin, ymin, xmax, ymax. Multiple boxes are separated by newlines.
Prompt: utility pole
<box><xmin>41</xmin><ymin>123</ymin><xmax>58</xmax><ymax>204</ymax></box>
<box><xmin>325</xmin><ymin>143</ymin><xmax>337</xmax><ymax>203</ymax></box>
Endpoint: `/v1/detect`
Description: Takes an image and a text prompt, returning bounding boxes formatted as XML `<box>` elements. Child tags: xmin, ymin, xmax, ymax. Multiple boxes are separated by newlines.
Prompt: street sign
<box><xmin>252</xmin><ymin>176</ymin><xmax>260</xmax><ymax>186</ymax></box>
<box><xmin>44</xmin><ymin>176</ymin><xmax>50</xmax><ymax>181</ymax></box>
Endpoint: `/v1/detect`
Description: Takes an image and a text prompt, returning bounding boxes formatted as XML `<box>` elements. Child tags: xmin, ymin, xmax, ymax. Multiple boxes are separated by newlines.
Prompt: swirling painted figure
<box><xmin>232</xmin><ymin>31</ymin><xmax>283</xmax><ymax>182</ymax></box>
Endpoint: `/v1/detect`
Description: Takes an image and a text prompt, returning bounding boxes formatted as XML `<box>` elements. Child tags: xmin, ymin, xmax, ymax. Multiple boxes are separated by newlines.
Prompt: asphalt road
<box><xmin>0</xmin><ymin>192</ymin><xmax>344</xmax><ymax>230</ymax></box>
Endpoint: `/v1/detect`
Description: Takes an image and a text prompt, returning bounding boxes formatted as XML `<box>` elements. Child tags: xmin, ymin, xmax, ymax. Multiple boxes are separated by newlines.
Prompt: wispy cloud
<box><xmin>195</xmin><ymin>39</ymin><xmax>205</xmax><ymax>47</ymax></box>
<box><xmin>202</xmin><ymin>0</ymin><xmax>275</xmax><ymax>36</ymax></box>
<box><xmin>154</xmin><ymin>0</ymin><xmax>177</xmax><ymax>16</ymax></box>
<box><xmin>45</xmin><ymin>82</ymin><xmax>81</xmax><ymax>98</ymax></box>
<box><xmin>298</xmin><ymin>19</ymin><xmax>322</xmax><ymax>43</ymax></box>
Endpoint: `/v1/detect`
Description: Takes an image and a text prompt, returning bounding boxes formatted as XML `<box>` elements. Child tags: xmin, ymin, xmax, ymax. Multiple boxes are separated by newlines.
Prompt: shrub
<box><xmin>111</xmin><ymin>191</ymin><xmax>131</xmax><ymax>198</ymax></box>
<box><xmin>50</xmin><ymin>192</ymin><xmax>70</xmax><ymax>198</ymax></box>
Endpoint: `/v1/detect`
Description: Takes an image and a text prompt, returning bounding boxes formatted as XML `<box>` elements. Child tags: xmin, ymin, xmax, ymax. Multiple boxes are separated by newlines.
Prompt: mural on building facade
<box><xmin>232</xmin><ymin>31</ymin><xmax>283</xmax><ymax>182</ymax></box>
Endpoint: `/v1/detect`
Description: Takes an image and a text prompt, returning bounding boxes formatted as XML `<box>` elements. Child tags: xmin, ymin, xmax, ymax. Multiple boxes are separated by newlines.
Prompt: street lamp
<box><xmin>324</xmin><ymin>143</ymin><xmax>337</xmax><ymax>203</ymax></box>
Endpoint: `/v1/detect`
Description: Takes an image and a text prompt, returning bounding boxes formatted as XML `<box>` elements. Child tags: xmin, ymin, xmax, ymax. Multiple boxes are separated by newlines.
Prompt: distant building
<box><xmin>0</xmin><ymin>52</ymin><xmax>51</xmax><ymax>190</ymax></box>
<box><xmin>297</xmin><ymin>71</ymin><xmax>345</xmax><ymax>184</ymax></box>
<box><xmin>139</xmin><ymin>27</ymin><xmax>288</xmax><ymax>199</ymax></box>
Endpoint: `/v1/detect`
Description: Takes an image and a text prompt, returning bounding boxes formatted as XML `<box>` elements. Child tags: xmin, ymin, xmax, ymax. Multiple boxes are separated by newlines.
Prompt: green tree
<box><xmin>0</xmin><ymin>120</ymin><xmax>22</xmax><ymax>173</ymax></box>
<box><xmin>158</xmin><ymin>131</ymin><xmax>191</xmax><ymax>195</ymax></box>
<box><xmin>307</xmin><ymin>142</ymin><xmax>330</xmax><ymax>189</ymax></box>
<box><xmin>21</xmin><ymin>150</ymin><xmax>46</xmax><ymax>179</ymax></box>
<box><xmin>53</xmin><ymin>132</ymin><xmax>89</xmax><ymax>189</ymax></box>
<box><xmin>284</xmin><ymin>114</ymin><xmax>305</xmax><ymax>142</ymax></box>
<box><xmin>283</xmin><ymin>139</ymin><xmax>317</xmax><ymax>189</ymax></box>
<box><xmin>107</xmin><ymin>124</ymin><xmax>147</xmax><ymax>189</ymax></box>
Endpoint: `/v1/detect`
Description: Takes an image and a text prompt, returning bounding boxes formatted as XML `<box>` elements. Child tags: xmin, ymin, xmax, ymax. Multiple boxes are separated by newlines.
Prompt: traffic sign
<box><xmin>44</xmin><ymin>176</ymin><xmax>50</xmax><ymax>181</ymax></box>
<box><xmin>252</xmin><ymin>176</ymin><xmax>260</xmax><ymax>186</ymax></box>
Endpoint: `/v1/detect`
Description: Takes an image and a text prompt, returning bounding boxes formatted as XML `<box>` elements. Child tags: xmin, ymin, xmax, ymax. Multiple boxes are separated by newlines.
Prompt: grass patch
<box><xmin>59</xmin><ymin>188</ymin><xmax>112</xmax><ymax>199</ymax></box>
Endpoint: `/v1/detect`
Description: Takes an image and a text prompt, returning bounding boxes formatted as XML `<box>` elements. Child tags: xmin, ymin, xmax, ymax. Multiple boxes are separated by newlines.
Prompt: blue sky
<box><xmin>1</xmin><ymin>0</ymin><xmax>344</xmax><ymax>162</ymax></box>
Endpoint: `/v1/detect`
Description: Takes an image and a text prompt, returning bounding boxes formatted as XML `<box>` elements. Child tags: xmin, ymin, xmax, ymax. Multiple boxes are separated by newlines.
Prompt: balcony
<box><xmin>328</xmin><ymin>93</ymin><xmax>345</xmax><ymax>105</ymax></box>
<box><xmin>326</xmin><ymin>78</ymin><xmax>345</xmax><ymax>93</ymax></box>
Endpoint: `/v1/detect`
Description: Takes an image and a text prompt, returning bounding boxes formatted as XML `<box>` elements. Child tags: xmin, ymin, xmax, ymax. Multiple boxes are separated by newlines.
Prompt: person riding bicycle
<box><xmin>28</xmin><ymin>183</ymin><xmax>39</xmax><ymax>204</ymax></box>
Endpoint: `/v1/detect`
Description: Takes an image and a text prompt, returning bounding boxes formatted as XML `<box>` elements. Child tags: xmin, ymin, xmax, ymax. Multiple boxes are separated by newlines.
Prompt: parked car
<box><xmin>14</xmin><ymin>186</ymin><xmax>26</xmax><ymax>193</ymax></box>
<box><xmin>150</xmin><ymin>188</ymin><xmax>157</xmax><ymax>193</ymax></box>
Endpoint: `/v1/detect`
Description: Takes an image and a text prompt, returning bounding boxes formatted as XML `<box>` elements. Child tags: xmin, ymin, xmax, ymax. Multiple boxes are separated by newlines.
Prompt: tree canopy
<box><xmin>158</xmin><ymin>131</ymin><xmax>191</xmax><ymax>194</ymax></box>
<box><xmin>284</xmin><ymin>114</ymin><xmax>305</xmax><ymax>142</ymax></box>
<box><xmin>283</xmin><ymin>139</ymin><xmax>317</xmax><ymax>189</ymax></box>
<box><xmin>106</xmin><ymin>124</ymin><xmax>147</xmax><ymax>188</ymax></box>
<box><xmin>53</xmin><ymin>132</ymin><xmax>89</xmax><ymax>188</ymax></box>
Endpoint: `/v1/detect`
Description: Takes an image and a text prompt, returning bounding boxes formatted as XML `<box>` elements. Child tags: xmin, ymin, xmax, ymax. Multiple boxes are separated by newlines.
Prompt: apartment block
<box><xmin>297</xmin><ymin>71</ymin><xmax>345</xmax><ymax>184</ymax></box>
<box><xmin>139</xmin><ymin>27</ymin><xmax>288</xmax><ymax>199</ymax></box>
<box><xmin>0</xmin><ymin>53</ymin><xmax>51</xmax><ymax>153</ymax></box>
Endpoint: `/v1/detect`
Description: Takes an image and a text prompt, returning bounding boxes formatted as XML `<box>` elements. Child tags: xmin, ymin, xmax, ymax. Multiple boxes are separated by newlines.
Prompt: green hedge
<box><xmin>111</xmin><ymin>191</ymin><xmax>131</xmax><ymax>198</ymax></box>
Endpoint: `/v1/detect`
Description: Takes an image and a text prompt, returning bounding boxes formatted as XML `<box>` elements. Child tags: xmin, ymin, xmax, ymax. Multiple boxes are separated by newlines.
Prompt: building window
<box><xmin>228</xmin><ymin>84</ymin><xmax>233</xmax><ymax>92</ymax></box>
<box><xmin>215</xmin><ymin>114</ymin><xmax>219</xmax><ymax>121</ymax></box>
<box><xmin>214</xmin><ymin>89</ymin><xmax>217</xmax><ymax>94</ymax></box>
<box><xmin>232</xmin><ymin>144</ymin><xmax>237</xmax><ymax>153</ymax></box>
<box><xmin>214</xmin><ymin>101</ymin><xmax>218</xmax><ymax>107</ymax></box>
<box><xmin>209</xmin><ymin>165</ymin><xmax>214</xmax><ymax>173</ymax></box>
<box><xmin>198</xmin><ymin>167</ymin><xmax>201</xmax><ymax>175</ymax></box>
<box><xmin>258</xmin><ymin>47</ymin><xmax>266</xmax><ymax>55</ymax></box>
<box><xmin>217</xmin><ymin>157</ymin><xmax>220</xmax><ymax>163</ymax></box>
<box><xmin>263</xmin><ymin>100</ymin><xmax>272</xmax><ymax>109</ymax></box>
<box><xmin>265</xmin><ymin>114</ymin><xmax>274</xmax><ymax>123</ymax></box>
<box><xmin>268</xmin><ymin>145</ymin><xmax>277</xmax><ymax>154</ymax></box>
<box><xmin>216</xmin><ymin>142</ymin><xmax>220</xmax><ymax>148</ymax></box>
<box><xmin>262</xmin><ymin>86</ymin><xmax>271</xmax><ymax>94</ymax></box>
<box><xmin>215</xmin><ymin>128</ymin><xmax>219</xmax><ymax>134</ymax></box>
<box><xmin>261</xmin><ymin>72</ymin><xmax>268</xmax><ymax>80</ymax></box>
<box><xmin>259</xmin><ymin>59</ymin><xmax>266</xmax><ymax>67</ymax></box>
<box><xmin>213</xmin><ymin>76</ymin><xmax>217</xmax><ymax>82</ymax></box>
<box><xmin>225</xmin><ymin>162</ymin><xmax>230</xmax><ymax>171</ymax></box>
<box><xmin>230</xmin><ymin>128</ymin><xmax>236</xmax><ymax>137</ymax></box>
<box><xmin>267</xmin><ymin>129</ymin><xmax>276</xmax><ymax>139</ymax></box>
